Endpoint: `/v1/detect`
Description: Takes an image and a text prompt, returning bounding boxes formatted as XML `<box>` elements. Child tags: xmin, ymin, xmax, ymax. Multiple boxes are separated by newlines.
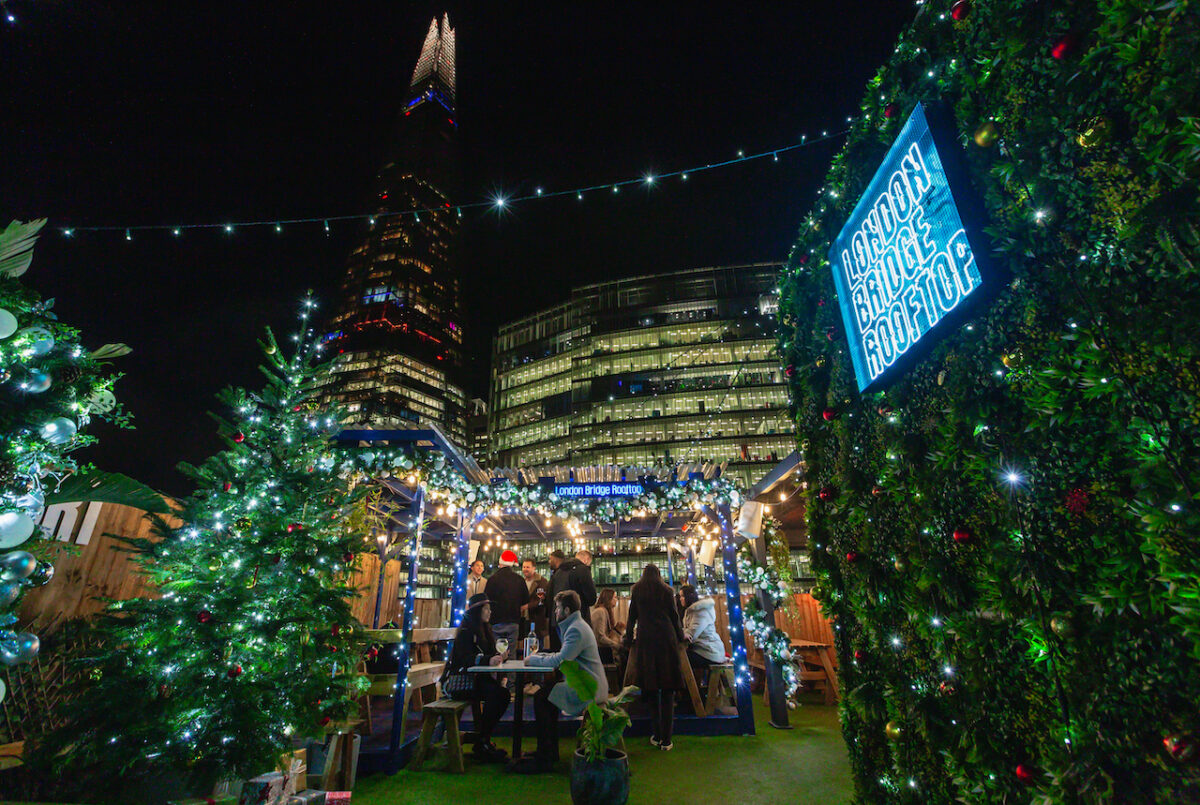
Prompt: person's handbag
<box><xmin>442</xmin><ymin>668</ymin><xmax>476</xmax><ymax>699</ymax></box>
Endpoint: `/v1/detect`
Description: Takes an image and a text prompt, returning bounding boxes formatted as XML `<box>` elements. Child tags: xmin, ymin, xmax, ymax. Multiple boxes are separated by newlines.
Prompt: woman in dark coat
<box><xmin>442</xmin><ymin>593</ymin><xmax>510</xmax><ymax>761</ymax></box>
<box><xmin>623</xmin><ymin>563</ymin><xmax>685</xmax><ymax>750</ymax></box>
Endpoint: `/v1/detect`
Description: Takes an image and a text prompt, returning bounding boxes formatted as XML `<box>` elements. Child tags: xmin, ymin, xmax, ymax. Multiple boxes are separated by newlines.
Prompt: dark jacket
<box><xmin>524</xmin><ymin>574</ymin><xmax>550</xmax><ymax>638</ymax></box>
<box><xmin>623</xmin><ymin>577</ymin><xmax>685</xmax><ymax>691</ymax></box>
<box><xmin>484</xmin><ymin>565</ymin><xmax>529</xmax><ymax>624</ymax></box>
<box><xmin>549</xmin><ymin>559</ymin><xmax>597</xmax><ymax>649</ymax></box>
<box><xmin>445</xmin><ymin>619</ymin><xmax>496</xmax><ymax>677</ymax></box>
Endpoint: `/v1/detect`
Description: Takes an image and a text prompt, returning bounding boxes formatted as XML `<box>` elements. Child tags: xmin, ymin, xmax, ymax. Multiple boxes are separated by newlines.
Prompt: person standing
<box><xmin>513</xmin><ymin>590</ymin><xmax>608</xmax><ymax>774</ymax></box>
<box><xmin>521</xmin><ymin>557</ymin><xmax>550</xmax><ymax>647</ymax></box>
<box><xmin>623</xmin><ymin>563</ymin><xmax>685</xmax><ymax>750</ymax></box>
<box><xmin>484</xmin><ymin>550</ymin><xmax>529</xmax><ymax>656</ymax></box>
<box><xmin>466</xmin><ymin>559</ymin><xmax>487</xmax><ymax>598</ymax></box>
<box><xmin>549</xmin><ymin>549</ymin><xmax>597</xmax><ymax>649</ymax></box>
<box><xmin>441</xmin><ymin>594</ymin><xmax>510</xmax><ymax>761</ymax></box>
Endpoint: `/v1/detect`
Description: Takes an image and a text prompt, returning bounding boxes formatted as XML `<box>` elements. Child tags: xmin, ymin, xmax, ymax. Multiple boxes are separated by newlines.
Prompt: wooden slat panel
<box><xmin>18</xmin><ymin>503</ymin><xmax>181</xmax><ymax>633</ymax></box>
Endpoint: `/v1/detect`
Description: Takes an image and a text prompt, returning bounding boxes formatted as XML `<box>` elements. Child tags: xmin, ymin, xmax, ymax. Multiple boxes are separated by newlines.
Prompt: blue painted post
<box><xmin>707</xmin><ymin>503</ymin><xmax>755</xmax><ymax>735</ymax></box>
<box><xmin>447</xmin><ymin>513</ymin><xmax>477</xmax><ymax>629</ymax></box>
<box><xmin>686</xmin><ymin>547</ymin><xmax>697</xmax><ymax>585</ymax></box>
<box><xmin>666</xmin><ymin>545</ymin><xmax>676</xmax><ymax>586</ymax></box>
<box><xmin>389</xmin><ymin>487</ymin><xmax>426</xmax><ymax>764</ymax></box>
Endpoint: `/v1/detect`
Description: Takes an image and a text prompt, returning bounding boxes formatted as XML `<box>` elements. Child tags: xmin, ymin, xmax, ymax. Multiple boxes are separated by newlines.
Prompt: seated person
<box><xmin>681</xmin><ymin>584</ymin><xmax>727</xmax><ymax>670</ymax></box>
<box><xmin>590</xmin><ymin>587</ymin><xmax>624</xmax><ymax>664</ymax></box>
<box><xmin>512</xmin><ymin>590</ymin><xmax>608</xmax><ymax>773</ymax></box>
<box><xmin>441</xmin><ymin>593</ymin><xmax>510</xmax><ymax>762</ymax></box>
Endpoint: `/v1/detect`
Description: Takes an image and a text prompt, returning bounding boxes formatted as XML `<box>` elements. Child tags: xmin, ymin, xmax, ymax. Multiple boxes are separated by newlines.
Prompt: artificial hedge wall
<box><xmin>776</xmin><ymin>1</ymin><xmax>1200</xmax><ymax>802</ymax></box>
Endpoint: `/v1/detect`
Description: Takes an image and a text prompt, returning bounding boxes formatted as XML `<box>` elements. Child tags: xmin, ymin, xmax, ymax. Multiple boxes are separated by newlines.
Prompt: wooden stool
<box><xmin>411</xmin><ymin>699</ymin><xmax>470</xmax><ymax>773</ymax></box>
<box><xmin>702</xmin><ymin>664</ymin><xmax>735</xmax><ymax>715</ymax></box>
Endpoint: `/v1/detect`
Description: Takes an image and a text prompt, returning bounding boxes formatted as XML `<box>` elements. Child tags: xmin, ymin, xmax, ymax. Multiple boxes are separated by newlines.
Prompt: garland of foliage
<box><xmin>341</xmin><ymin>448</ymin><xmax>744</xmax><ymax>526</ymax></box>
<box><xmin>776</xmin><ymin>1</ymin><xmax>1200</xmax><ymax>802</ymax></box>
<box><xmin>738</xmin><ymin>519</ymin><xmax>801</xmax><ymax>698</ymax></box>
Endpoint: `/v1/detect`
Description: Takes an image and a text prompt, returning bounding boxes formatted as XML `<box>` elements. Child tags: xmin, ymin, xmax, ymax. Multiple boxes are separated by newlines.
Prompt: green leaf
<box><xmin>560</xmin><ymin>659</ymin><xmax>598</xmax><ymax>702</ymax></box>
<box><xmin>0</xmin><ymin>218</ymin><xmax>47</xmax><ymax>277</ymax></box>
<box><xmin>45</xmin><ymin>471</ymin><xmax>171</xmax><ymax>514</ymax></box>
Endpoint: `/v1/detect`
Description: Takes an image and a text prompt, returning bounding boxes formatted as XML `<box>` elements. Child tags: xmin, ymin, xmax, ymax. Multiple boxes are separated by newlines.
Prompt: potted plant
<box><xmin>560</xmin><ymin>660</ymin><xmax>639</xmax><ymax>805</ymax></box>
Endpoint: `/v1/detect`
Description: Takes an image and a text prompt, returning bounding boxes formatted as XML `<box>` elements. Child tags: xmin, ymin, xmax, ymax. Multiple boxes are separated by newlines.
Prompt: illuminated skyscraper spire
<box><xmin>409</xmin><ymin>13</ymin><xmax>456</xmax><ymax>107</ymax></box>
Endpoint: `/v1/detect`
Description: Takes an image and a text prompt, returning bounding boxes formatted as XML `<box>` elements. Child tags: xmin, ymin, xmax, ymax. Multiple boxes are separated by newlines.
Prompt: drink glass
<box><xmin>495</xmin><ymin>638</ymin><xmax>509</xmax><ymax>658</ymax></box>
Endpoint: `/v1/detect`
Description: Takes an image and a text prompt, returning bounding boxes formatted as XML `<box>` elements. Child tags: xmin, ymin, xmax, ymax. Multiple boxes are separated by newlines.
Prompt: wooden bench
<box><xmin>358</xmin><ymin>627</ymin><xmax>458</xmax><ymax>735</ymax></box>
<box><xmin>677</xmin><ymin>646</ymin><xmax>736</xmax><ymax>716</ymax></box>
<box><xmin>410</xmin><ymin>699</ymin><xmax>470</xmax><ymax>774</ymax></box>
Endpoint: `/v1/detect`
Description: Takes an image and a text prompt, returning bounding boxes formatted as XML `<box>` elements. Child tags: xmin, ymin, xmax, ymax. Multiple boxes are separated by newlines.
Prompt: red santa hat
<box><xmin>500</xmin><ymin>549</ymin><xmax>519</xmax><ymax>567</ymax></box>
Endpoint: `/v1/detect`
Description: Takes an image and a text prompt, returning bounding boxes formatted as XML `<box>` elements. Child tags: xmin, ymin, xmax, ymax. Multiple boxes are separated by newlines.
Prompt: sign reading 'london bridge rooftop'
<box><xmin>830</xmin><ymin>103</ymin><xmax>992</xmax><ymax>392</ymax></box>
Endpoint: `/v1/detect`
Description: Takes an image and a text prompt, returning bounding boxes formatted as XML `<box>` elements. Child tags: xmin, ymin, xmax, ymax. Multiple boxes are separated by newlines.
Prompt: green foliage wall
<box><xmin>777</xmin><ymin>1</ymin><xmax>1200</xmax><ymax>802</ymax></box>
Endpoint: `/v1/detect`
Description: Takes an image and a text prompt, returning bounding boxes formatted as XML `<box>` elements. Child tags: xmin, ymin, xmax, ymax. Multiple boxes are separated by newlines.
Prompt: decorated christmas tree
<box><xmin>777</xmin><ymin>1</ymin><xmax>1200</xmax><ymax>802</ymax></box>
<box><xmin>1</xmin><ymin>218</ymin><xmax>130</xmax><ymax>699</ymax></box>
<box><xmin>37</xmin><ymin>295</ymin><xmax>370</xmax><ymax>799</ymax></box>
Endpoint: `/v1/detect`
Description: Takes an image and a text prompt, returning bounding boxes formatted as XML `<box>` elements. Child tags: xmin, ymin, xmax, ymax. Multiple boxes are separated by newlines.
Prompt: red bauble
<box><xmin>1051</xmin><ymin>33</ymin><xmax>1076</xmax><ymax>60</ymax></box>
<box><xmin>320</xmin><ymin>716</ymin><xmax>332</xmax><ymax>727</ymax></box>
<box><xmin>293</xmin><ymin>404</ymin><xmax>303</xmax><ymax>412</ymax></box>
<box><xmin>798</xmin><ymin>254</ymin><xmax>809</xmax><ymax>265</ymax></box>
<box><xmin>853</xmin><ymin>649</ymin><xmax>865</xmax><ymax>662</ymax></box>
<box><xmin>1064</xmin><ymin>487</ymin><xmax>1089</xmax><ymax>514</ymax></box>
<box><xmin>1015</xmin><ymin>764</ymin><xmax>1036</xmax><ymax>784</ymax></box>
<box><xmin>883</xmin><ymin>102</ymin><xmax>898</xmax><ymax>119</ymax></box>
<box><xmin>233</xmin><ymin>432</ymin><xmax>245</xmax><ymax>443</ymax></box>
<box><xmin>817</xmin><ymin>297</ymin><xmax>826</xmax><ymax>307</ymax></box>
<box><xmin>871</xmin><ymin>485</ymin><xmax>884</xmax><ymax>497</ymax></box>
<box><xmin>822</xmin><ymin>407</ymin><xmax>838</xmax><ymax>421</ymax></box>
<box><xmin>197</xmin><ymin>610</ymin><xmax>213</xmax><ymax>624</ymax></box>
<box><xmin>845</xmin><ymin>551</ymin><xmax>861</xmax><ymax>563</ymax></box>
<box><xmin>938</xmin><ymin>681</ymin><xmax>956</xmax><ymax>695</ymax></box>
<box><xmin>287</xmin><ymin>522</ymin><xmax>304</xmax><ymax>533</ymax></box>
<box><xmin>227</xmin><ymin>664</ymin><xmax>242</xmax><ymax>679</ymax></box>
<box><xmin>951</xmin><ymin>0</ymin><xmax>970</xmax><ymax>20</ymax></box>
<box><xmin>222</xmin><ymin>481</ymin><xmax>232</xmax><ymax>492</ymax></box>
<box><xmin>877</xmin><ymin>404</ymin><xmax>893</xmax><ymax>417</ymax></box>
<box><xmin>1164</xmin><ymin>733</ymin><xmax>1197</xmax><ymax>763</ymax></box>
<box><xmin>952</xmin><ymin>527</ymin><xmax>972</xmax><ymax>544</ymax></box>
<box><xmin>342</xmin><ymin>551</ymin><xmax>354</xmax><ymax>564</ymax></box>
<box><xmin>825</xmin><ymin>326</ymin><xmax>838</xmax><ymax>341</ymax></box>
<box><xmin>784</xmin><ymin>364</ymin><xmax>796</xmax><ymax>378</ymax></box>
<box><xmin>366</xmin><ymin>647</ymin><xmax>379</xmax><ymax>661</ymax></box>
<box><xmin>819</xmin><ymin>486</ymin><xmax>837</xmax><ymax>501</ymax></box>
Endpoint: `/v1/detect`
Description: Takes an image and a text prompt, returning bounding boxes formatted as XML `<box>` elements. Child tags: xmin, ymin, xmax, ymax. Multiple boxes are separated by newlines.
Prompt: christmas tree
<box><xmin>37</xmin><ymin>295</ymin><xmax>370</xmax><ymax>800</ymax></box>
<box><xmin>1</xmin><ymin>218</ymin><xmax>131</xmax><ymax>698</ymax></box>
<box><xmin>777</xmin><ymin>1</ymin><xmax>1200</xmax><ymax>802</ymax></box>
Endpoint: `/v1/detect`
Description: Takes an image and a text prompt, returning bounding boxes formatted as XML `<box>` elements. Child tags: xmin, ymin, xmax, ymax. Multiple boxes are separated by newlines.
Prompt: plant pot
<box><xmin>570</xmin><ymin>747</ymin><xmax>630</xmax><ymax>805</ymax></box>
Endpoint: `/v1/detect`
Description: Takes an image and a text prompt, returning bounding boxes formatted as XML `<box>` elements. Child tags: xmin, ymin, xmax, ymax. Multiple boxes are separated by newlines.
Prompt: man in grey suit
<box><xmin>512</xmin><ymin>590</ymin><xmax>608</xmax><ymax>773</ymax></box>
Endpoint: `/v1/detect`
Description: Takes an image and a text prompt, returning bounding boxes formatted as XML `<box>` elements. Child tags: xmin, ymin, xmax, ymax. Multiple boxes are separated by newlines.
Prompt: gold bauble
<box><xmin>1002</xmin><ymin>350</ymin><xmax>1024</xmax><ymax>369</ymax></box>
<box><xmin>815</xmin><ymin>355</ymin><xmax>827</xmax><ymax>368</ymax></box>
<box><xmin>885</xmin><ymin>720</ymin><xmax>903</xmax><ymax>740</ymax></box>
<box><xmin>893</xmin><ymin>558</ymin><xmax>906</xmax><ymax>572</ymax></box>
<box><xmin>208</xmin><ymin>558</ymin><xmax>222</xmax><ymax>572</ymax></box>
<box><xmin>265</xmin><ymin>344</ymin><xmax>277</xmax><ymax>355</ymax></box>
<box><xmin>973</xmin><ymin>121</ymin><xmax>999</xmax><ymax>148</ymax></box>
<box><xmin>1076</xmin><ymin>116</ymin><xmax>1111</xmax><ymax>149</ymax></box>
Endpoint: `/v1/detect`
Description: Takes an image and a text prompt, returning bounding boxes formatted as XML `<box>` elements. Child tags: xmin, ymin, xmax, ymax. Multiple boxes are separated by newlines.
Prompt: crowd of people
<box><xmin>440</xmin><ymin>549</ymin><xmax>731</xmax><ymax>773</ymax></box>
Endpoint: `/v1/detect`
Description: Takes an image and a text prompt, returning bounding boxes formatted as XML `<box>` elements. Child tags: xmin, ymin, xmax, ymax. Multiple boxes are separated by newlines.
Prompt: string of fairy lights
<box><xmin>54</xmin><ymin>127</ymin><xmax>854</xmax><ymax>240</ymax></box>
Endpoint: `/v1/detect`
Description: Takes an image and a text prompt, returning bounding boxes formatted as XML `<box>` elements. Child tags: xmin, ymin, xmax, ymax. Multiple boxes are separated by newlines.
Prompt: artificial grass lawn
<box><xmin>353</xmin><ymin>695</ymin><xmax>853</xmax><ymax>805</ymax></box>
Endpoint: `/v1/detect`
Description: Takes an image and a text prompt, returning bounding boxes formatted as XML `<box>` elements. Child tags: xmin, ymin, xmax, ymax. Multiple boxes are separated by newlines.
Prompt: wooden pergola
<box><xmin>336</xmin><ymin>426</ymin><xmax>803</xmax><ymax>771</ymax></box>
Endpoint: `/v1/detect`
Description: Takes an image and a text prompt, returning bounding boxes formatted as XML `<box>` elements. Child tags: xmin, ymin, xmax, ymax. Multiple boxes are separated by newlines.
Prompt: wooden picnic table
<box><xmin>790</xmin><ymin>640</ymin><xmax>839</xmax><ymax>704</ymax></box>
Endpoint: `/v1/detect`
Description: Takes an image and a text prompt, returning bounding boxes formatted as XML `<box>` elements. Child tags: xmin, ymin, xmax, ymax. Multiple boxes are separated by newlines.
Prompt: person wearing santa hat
<box><xmin>484</xmin><ymin>548</ymin><xmax>529</xmax><ymax>664</ymax></box>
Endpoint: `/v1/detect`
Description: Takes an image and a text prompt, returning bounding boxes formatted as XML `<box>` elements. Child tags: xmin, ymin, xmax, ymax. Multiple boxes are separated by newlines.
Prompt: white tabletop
<box><xmin>466</xmin><ymin>658</ymin><xmax>556</xmax><ymax>673</ymax></box>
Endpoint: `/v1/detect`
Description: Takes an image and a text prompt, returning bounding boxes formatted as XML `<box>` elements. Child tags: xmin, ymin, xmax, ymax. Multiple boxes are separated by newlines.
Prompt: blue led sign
<box><xmin>554</xmin><ymin>482</ymin><xmax>644</xmax><ymax>499</ymax></box>
<box><xmin>830</xmin><ymin>103</ymin><xmax>991</xmax><ymax>392</ymax></box>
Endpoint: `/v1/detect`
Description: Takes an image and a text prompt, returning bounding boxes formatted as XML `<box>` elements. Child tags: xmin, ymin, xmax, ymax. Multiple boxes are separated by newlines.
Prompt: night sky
<box><xmin>0</xmin><ymin>1</ymin><xmax>914</xmax><ymax>495</ymax></box>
